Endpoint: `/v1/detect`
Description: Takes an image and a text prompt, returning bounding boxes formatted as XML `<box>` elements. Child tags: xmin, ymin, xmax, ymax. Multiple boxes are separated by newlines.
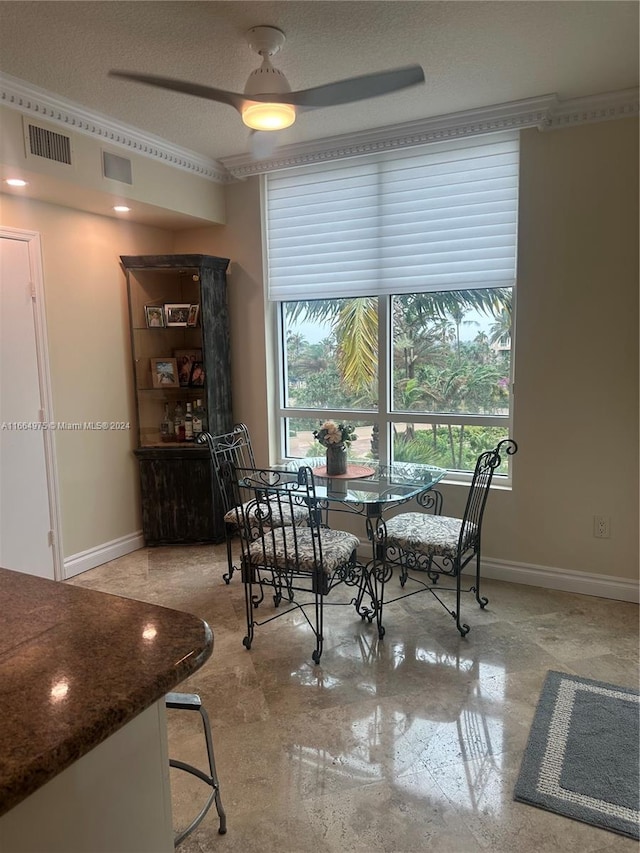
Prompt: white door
<box><xmin>0</xmin><ymin>229</ymin><xmax>61</xmax><ymax>579</ymax></box>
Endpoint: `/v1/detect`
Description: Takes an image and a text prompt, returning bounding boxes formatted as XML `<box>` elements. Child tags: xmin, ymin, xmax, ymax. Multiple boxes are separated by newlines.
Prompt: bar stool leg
<box><xmin>197</xmin><ymin>704</ymin><xmax>227</xmax><ymax>834</ymax></box>
<box><xmin>166</xmin><ymin>692</ymin><xmax>227</xmax><ymax>846</ymax></box>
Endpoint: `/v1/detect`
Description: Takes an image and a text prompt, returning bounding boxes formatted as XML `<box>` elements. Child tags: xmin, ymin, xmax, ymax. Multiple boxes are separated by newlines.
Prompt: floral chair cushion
<box><xmin>384</xmin><ymin>513</ymin><xmax>477</xmax><ymax>560</ymax></box>
<box><xmin>248</xmin><ymin>527</ymin><xmax>360</xmax><ymax>574</ymax></box>
<box><xmin>224</xmin><ymin>495</ymin><xmax>309</xmax><ymax>530</ymax></box>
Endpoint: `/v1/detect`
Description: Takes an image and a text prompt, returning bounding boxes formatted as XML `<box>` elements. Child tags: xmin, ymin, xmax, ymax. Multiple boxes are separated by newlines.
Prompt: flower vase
<box><xmin>326</xmin><ymin>443</ymin><xmax>348</xmax><ymax>476</ymax></box>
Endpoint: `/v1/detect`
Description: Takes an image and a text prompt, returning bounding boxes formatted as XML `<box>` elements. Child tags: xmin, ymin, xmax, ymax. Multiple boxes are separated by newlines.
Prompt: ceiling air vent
<box><xmin>24</xmin><ymin>121</ymin><xmax>72</xmax><ymax>165</ymax></box>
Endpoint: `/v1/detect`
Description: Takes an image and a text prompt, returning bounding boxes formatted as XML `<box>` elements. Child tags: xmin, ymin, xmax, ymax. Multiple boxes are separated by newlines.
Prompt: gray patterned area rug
<box><xmin>514</xmin><ymin>670</ymin><xmax>639</xmax><ymax>839</ymax></box>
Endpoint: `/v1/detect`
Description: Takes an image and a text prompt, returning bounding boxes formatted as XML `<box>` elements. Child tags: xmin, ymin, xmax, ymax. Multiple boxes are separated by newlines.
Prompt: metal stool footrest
<box><xmin>166</xmin><ymin>692</ymin><xmax>227</xmax><ymax>846</ymax></box>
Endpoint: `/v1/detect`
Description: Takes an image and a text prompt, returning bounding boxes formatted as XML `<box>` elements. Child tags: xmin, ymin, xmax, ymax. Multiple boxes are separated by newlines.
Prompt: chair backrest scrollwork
<box><xmin>198</xmin><ymin>424</ymin><xmax>257</xmax><ymax>515</ymax></box>
<box><xmin>460</xmin><ymin>438</ymin><xmax>518</xmax><ymax>550</ymax></box>
<box><xmin>232</xmin><ymin>465</ymin><xmax>326</xmax><ymax>579</ymax></box>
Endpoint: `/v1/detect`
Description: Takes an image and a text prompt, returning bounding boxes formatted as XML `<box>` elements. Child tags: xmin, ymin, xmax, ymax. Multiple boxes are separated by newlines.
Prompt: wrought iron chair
<box><xmin>198</xmin><ymin>424</ymin><xmax>255</xmax><ymax>583</ymax></box>
<box><xmin>376</xmin><ymin>439</ymin><xmax>518</xmax><ymax>637</ymax></box>
<box><xmin>165</xmin><ymin>692</ymin><xmax>226</xmax><ymax>845</ymax></box>
<box><xmin>226</xmin><ymin>464</ymin><xmax>362</xmax><ymax>664</ymax></box>
<box><xmin>198</xmin><ymin>424</ymin><xmax>307</xmax><ymax>584</ymax></box>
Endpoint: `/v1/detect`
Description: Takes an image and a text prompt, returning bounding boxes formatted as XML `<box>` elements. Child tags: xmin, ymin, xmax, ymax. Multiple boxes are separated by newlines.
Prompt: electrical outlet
<box><xmin>593</xmin><ymin>515</ymin><xmax>610</xmax><ymax>538</ymax></box>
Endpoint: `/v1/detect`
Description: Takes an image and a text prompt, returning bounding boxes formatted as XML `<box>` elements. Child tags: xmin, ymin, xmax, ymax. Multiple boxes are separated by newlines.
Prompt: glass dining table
<box><xmin>276</xmin><ymin>457</ymin><xmax>446</xmax><ymax>523</ymax></box>
<box><xmin>273</xmin><ymin>458</ymin><xmax>447</xmax><ymax>637</ymax></box>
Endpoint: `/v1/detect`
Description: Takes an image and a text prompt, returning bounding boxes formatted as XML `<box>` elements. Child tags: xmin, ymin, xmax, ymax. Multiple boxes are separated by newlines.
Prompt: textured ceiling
<box><xmin>0</xmin><ymin>1</ymin><xmax>638</xmax><ymax>163</ymax></box>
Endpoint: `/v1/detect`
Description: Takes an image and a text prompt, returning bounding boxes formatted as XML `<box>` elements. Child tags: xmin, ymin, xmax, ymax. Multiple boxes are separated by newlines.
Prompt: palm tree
<box><xmin>286</xmin><ymin>331</ymin><xmax>305</xmax><ymax>360</ymax></box>
<box><xmin>393</xmin><ymin>377</ymin><xmax>430</xmax><ymax>443</ymax></box>
<box><xmin>446</xmin><ymin>302</ymin><xmax>479</xmax><ymax>362</ymax></box>
<box><xmin>488</xmin><ymin>291</ymin><xmax>513</xmax><ymax>348</ymax></box>
<box><xmin>430</xmin><ymin>317</ymin><xmax>456</xmax><ymax>347</ymax></box>
<box><xmin>289</xmin><ymin>289</ymin><xmax>511</xmax><ymax>395</ymax></box>
<box><xmin>489</xmin><ymin>308</ymin><xmax>512</xmax><ymax>347</ymax></box>
<box><xmin>400</xmin><ymin>289</ymin><xmax>510</xmax><ymax>321</ymax></box>
<box><xmin>334</xmin><ymin>297</ymin><xmax>378</xmax><ymax>392</ymax></box>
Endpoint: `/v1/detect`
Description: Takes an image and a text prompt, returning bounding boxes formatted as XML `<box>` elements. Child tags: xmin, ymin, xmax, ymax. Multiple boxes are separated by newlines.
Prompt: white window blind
<box><xmin>266</xmin><ymin>132</ymin><xmax>519</xmax><ymax>301</ymax></box>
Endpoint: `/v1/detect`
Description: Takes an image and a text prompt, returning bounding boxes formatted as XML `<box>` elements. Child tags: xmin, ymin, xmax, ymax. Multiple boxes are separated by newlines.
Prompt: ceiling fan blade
<box><xmin>108</xmin><ymin>70</ymin><xmax>245</xmax><ymax>111</ymax></box>
<box><xmin>279</xmin><ymin>65</ymin><xmax>425</xmax><ymax>108</ymax></box>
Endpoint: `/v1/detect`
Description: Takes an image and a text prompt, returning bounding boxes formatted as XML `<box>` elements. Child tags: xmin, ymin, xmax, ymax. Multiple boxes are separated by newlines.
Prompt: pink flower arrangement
<box><xmin>313</xmin><ymin>420</ymin><xmax>357</xmax><ymax>448</ymax></box>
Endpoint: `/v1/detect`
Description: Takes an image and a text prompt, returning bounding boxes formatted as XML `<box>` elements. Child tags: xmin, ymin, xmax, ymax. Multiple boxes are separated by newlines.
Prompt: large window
<box><xmin>266</xmin><ymin>133</ymin><xmax>518</xmax><ymax>475</ymax></box>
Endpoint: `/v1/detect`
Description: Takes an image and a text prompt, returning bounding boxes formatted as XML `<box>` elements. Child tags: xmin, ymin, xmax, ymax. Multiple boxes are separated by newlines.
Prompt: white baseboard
<box><xmin>64</xmin><ymin>531</ymin><xmax>145</xmax><ymax>579</ymax></box>
<box><xmin>478</xmin><ymin>557</ymin><xmax>639</xmax><ymax>603</ymax></box>
<box><xmin>356</xmin><ymin>540</ymin><xmax>639</xmax><ymax>603</ymax></box>
<box><xmin>63</xmin><ymin>536</ymin><xmax>639</xmax><ymax>603</ymax></box>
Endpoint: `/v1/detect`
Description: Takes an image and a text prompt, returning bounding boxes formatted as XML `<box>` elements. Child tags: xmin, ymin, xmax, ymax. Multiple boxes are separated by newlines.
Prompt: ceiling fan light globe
<box><xmin>242</xmin><ymin>102</ymin><xmax>296</xmax><ymax>131</ymax></box>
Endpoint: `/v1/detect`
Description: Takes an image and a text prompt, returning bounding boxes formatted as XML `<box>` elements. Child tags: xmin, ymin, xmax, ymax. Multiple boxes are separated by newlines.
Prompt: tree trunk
<box><xmin>458</xmin><ymin>424</ymin><xmax>465</xmax><ymax>469</ymax></box>
<box><xmin>447</xmin><ymin>425</ymin><xmax>456</xmax><ymax>468</ymax></box>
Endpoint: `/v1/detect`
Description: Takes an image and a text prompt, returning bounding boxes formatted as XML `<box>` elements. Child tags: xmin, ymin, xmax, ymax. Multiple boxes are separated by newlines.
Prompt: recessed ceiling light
<box><xmin>5</xmin><ymin>178</ymin><xmax>28</xmax><ymax>187</ymax></box>
<box><xmin>113</xmin><ymin>205</ymin><xmax>131</xmax><ymax>213</ymax></box>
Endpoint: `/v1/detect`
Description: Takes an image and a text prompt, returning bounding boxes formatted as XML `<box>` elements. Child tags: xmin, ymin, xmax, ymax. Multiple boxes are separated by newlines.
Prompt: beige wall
<box><xmin>173</xmin><ymin>177</ymin><xmax>275</xmax><ymax>466</ymax></box>
<box><xmin>0</xmin><ymin>106</ymin><xmax>226</xmax><ymax>226</ymax></box>
<box><xmin>0</xmin><ymin>193</ymin><xmax>174</xmax><ymax>557</ymax></box>
<box><xmin>1</xmin><ymin>117</ymin><xmax>637</xmax><ymax>585</ymax></box>
<box><xmin>500</xmin><ymin>119</ymin><xmax>639</xmax><ymax>578</ymax></box>
<box><xmin>179</xmin><ymin>119</ymin><xmax>639</xmax><ymax>582</ymax></box>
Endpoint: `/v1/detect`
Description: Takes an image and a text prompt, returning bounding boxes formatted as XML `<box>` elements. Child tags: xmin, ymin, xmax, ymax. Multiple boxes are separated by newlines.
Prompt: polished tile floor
<box><xmin>70</xmin><ymin>545</ymin><xmax>639</xmax><ymax>853</ymax></box>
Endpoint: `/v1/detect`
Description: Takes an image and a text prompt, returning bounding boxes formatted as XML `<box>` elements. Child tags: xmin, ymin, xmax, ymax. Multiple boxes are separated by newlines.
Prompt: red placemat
<box><xmin>311</xmin><ymin>463</ymin><xmax>376</xmax><ymax>480</ymax></box>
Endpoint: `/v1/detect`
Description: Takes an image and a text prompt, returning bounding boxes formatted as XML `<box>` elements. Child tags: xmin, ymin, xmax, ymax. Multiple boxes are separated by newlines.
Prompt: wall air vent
<box><xmin>23</xmin><ymin>119</ymin><xmax>72</xmax><ymax>165</ymax></box>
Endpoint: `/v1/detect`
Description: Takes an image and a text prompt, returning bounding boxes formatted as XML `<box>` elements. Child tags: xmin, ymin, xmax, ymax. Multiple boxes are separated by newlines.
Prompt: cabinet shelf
<box><xmin>131</xmin><ymin>326</ymin><xmax>202</xmax><ymax>332</ymax></box>
<box><xmin>137</xmin><ymin>387</ymin><xmax>205</xmax><ymax>393</ymax></box>
<box><xmin>139</xmin><ymin>442</ymin><xmax>206</xmax><ymax>449</ymax></box>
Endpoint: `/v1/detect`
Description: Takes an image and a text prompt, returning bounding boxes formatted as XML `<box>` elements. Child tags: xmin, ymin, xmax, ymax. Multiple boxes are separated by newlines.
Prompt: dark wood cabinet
<box><xmin>135</xmin><ymin>446</ymin><xmax>216</xmax><ymax>543</ymax></box>
<box><xmin>121</xmin><ymin>254</ymin><xmax>232</xmax><ymax>545</ymax></box>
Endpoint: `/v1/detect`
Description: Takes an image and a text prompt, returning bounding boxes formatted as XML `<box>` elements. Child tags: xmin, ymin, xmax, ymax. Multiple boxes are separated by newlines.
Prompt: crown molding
<box><xmin>220</xmin><ymin>95</ymin><xmax>557</xmax><ymax>177</ymax></box>
<box><xmin>546</xmin><ymin>88</ymin><xmax>639</xmax><ymax>130</ymax></box>
<box><xmin>0</xmin><ymin>71</ymin><xmax>232</xmax><ymax>184</ymax></box>
<box><xmin>2</xmin><ymin>71</ymin><xmax>637</xmax><ymax>184</ymax></box>
<box><xmin>220</xmin><ymin>88</ymin><xmax>639</xmax><ymax>178</ymax></box>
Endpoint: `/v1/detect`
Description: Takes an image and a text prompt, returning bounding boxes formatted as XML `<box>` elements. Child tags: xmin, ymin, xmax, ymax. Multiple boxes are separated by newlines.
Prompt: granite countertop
<box><xmin>0</xmin><ymin>567</ymin><xmax>213</xmax><ymax>817</ymax></box>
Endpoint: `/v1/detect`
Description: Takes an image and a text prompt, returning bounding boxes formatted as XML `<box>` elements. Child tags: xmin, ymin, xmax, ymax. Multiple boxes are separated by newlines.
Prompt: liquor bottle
<box><xmin>174</xmin><ymin>401</ymin><xmax>185</xmax><ymax>442</ymax></box>
<box><xmin>192</xmin><ymin>399</ymin><xmax>205</xmax><ymax>438</ymax></box>
<box><xmin>184</xmin><ymin>402</ymin><xmax>194</xmax><ymax>442</ymax></box>
<box><xmin>160</xmin><ymin>403</ymin><xmax>174</xmax><ymax>443</ymax></box>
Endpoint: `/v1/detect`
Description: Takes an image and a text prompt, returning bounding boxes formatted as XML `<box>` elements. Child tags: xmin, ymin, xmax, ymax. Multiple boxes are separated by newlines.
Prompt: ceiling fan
<box><xmin>109</xmin><ymin>26</ymin><xmax>425</xmax><ymax>157</ymax></box>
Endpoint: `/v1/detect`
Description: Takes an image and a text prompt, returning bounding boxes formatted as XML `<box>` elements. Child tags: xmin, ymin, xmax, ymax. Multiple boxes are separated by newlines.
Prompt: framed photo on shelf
<box><xmin>164</xmin><ymin>303</ymin><xmax>191</xmax><ymax>326</ymax></box>
<box><xmin>150</xmin><ymin>357</ymin><xmax>179</xmax><ymax>389</ymax></box>
<box><xmin>174</xmin><ymin>348</ymin><xmax>202</xmax><ymax>387</ymax></box>
<box><xmin>189</xmin><ymin>361</ymin><xmax>205</xmax><ymax>387</ymax></box>
<box><xmin>186</xmin><ymin>304</ymin><xmax>200</xmax><ymax>327</ymax></box>
<box><xmin>144</xmin><ymin>305</ymin><xmax>165</xmax><ymax>328</ymax></box>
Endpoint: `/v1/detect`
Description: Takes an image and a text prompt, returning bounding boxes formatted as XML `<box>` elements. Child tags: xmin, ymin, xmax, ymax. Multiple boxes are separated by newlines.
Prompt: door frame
<box><xmin>1</xmin><ymin>226</ymin><xmax>64</xmax><ymax>580</ymax></box>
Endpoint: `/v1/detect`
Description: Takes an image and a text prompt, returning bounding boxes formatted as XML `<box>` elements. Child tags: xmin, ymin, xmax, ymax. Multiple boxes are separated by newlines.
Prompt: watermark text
<box><xmin>1</xmin><ymin>421</ymin><xmax>130</xmax><ymax>431</ymax></box>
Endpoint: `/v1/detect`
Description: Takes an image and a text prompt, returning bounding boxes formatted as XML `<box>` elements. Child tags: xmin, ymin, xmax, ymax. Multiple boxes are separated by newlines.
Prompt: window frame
<box><xmin>273</xmin><ymin>290</ymin><xmax>515</xmax><ymax>484</ymax></box>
